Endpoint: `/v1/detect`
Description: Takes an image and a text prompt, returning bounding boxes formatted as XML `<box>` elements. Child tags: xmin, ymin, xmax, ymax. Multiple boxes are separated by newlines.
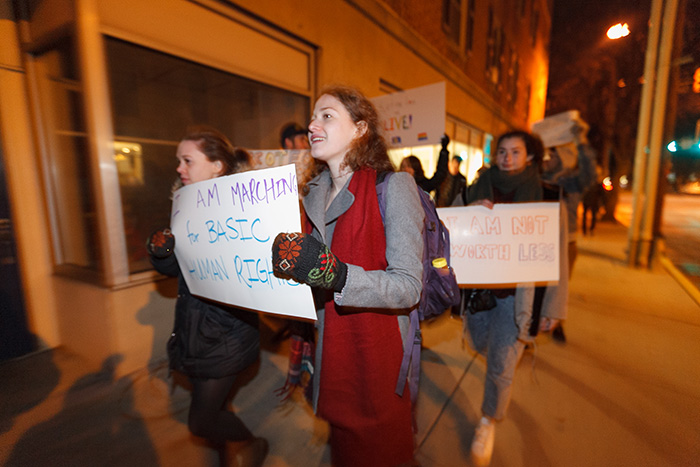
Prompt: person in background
<box><xmin>400</xmin><ymin>134</ymin><xmax>450</xmax><ymax>199</ymax></box>
<box><xmin>271</xmin><ymin>84</ymin><xmax>423</xmax><ymax>466</ymax></box>
<box><xmin>582</xmin><ymin>165</ymin><xmax>604</xmax><ymax>236</ymax></box>
<box><xmin>539</xmin><ymin>123</ymin><xmax>596</xmax><ymax>342</ymax></box>
<box><xmin>453</xmin><ymin>130</ymin><xmax>545</xmax><ymax>467</ymax></box>
<box><xmin>437</xmin><ymin>154</ymin><xmax>467</xmax><ymax>207</ymax></box>
<box><xmin>280</xmin><ymin>122</ymin><xmax>311</xmax><ymax>150</ymax></box>
<box><xmin>146</xmin><ymin>126</ymin><xmax>268</xmax><ymax>467</ymax></box>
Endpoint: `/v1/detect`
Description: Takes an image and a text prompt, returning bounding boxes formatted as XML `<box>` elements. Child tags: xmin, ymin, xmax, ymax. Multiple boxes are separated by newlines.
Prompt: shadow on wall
<box><xmin>133</xmin><ymin>277</ymin><xmax>263</xmax><ymax>427</ymax></box>
<box><xmin>133</xmin><ymin>280</ymin><xmax>192</xmax><ymax>424</ymax></box>
<box><xmin>136</xmin><ymin>281</ymin><xmax>177</xmax><ymax>372</ymax></box>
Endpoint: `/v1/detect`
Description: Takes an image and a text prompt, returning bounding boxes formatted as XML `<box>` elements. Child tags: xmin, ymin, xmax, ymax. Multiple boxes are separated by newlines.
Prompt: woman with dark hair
<box><xmin>146</xmin><ymin>125</ymin><xmax>267</xmax><ymax>467</ymax></box>
<box><xmin>271</xmin><ymin>85</ymin><xmax>424</xmax><ymax>466</ymax></box>
<box><xmin>454</xmin><ymin>129</ymin><xmax>545</xmax><ymax>466</ymax></box>
<box><xmin>399</xmin><ymin>135</ymin><xmax>451</xmax><ymax>199</ymax></box>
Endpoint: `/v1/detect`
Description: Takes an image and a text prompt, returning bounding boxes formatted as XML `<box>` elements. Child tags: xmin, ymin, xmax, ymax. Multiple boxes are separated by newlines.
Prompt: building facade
<box><xmin>0</xmin><ymin>0</ymin><xmax>551</xmax><ymax>372</ymax></box>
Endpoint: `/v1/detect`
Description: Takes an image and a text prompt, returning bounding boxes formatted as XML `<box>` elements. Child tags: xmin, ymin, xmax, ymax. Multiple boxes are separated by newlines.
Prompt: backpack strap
<box><xmin>375</xmin><ymin>171</ymin><xmax>422</xmax><ymax>406</ymax></box>
<box><xmin>395</xmin><ymin>309</ymin><xmax>421</xmax><ymax>405</ymax></box>
<box><xmin>375</xmin><ymin>171</ymin><xmax>391</xmax><ymax>219</ymax></box>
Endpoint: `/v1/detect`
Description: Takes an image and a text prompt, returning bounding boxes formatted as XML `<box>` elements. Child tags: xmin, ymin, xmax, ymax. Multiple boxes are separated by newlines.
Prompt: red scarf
<box><xmin>317</xmin><ymin>168</ymin><xmax>414</xmax><ymax>467</ymax></box>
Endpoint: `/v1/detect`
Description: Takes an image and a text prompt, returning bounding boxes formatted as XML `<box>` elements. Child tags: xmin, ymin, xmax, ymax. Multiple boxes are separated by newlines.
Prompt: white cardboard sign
<box><xmin>372</xmin><ymin>82</ymin><xmax>446</xmax><ymax>147</ymax></box>
<box><xmin>170</xmin><ymin>164</ymin><xmax>316</xmax><ymax>320</ymax></box>
<box><xmin>437</xmin><ymin>203</ymin><xmax>560</xmax><ymax>284</ymax></box>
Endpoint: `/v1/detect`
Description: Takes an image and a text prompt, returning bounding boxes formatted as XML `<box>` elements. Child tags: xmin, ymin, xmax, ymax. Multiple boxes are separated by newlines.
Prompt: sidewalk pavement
<box><xmin>1</xmin><ymin>220</ymin><xmax>699</xmax><ymax>466</ymax></box>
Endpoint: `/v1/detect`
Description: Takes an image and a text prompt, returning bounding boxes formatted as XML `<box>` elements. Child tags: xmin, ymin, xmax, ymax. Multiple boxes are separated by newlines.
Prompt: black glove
<box><xmin>441</xmin><ymin>134</ymin><xmax>450</xmax><ymax>150</ymax></box>
<box><xmin>146</xmin><ymin>228</ymin><xmax>175</xmax><ymax>258</ymax></box>
<box><xmin>272</xmin><ymin>232</ymin><xmax>348</xmax><ymax>292</ymax></box>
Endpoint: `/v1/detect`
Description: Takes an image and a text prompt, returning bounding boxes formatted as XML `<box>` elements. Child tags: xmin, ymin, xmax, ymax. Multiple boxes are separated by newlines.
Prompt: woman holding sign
<box><xmin>146</xmin><ymin>126</ymin><xmax>267</xmax><ymax>467</ymax></box>
<box><xmin>455</xmin><ymin>130</ymin><xmax>545</xmax><ymax>466</ymax></box>
<box><xmin>271</xmin><ymin>85</ymin><xmax>424</xmax><ymax>466</ymax></box>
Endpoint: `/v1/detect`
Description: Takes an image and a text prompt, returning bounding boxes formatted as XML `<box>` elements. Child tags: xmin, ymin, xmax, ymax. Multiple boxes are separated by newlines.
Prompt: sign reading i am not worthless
<box><xmin>170</xmin><ymin>164</ymin><xmax>316</xmax><ymax>320</ymax></box>
<box><xmin>437</xmin><ymin>203</ymin><xmax>560</xmax><ymax>285</ymax></box>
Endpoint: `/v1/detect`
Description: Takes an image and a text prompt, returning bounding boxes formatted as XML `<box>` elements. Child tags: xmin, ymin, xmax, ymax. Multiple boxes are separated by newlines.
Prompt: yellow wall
<box><xmin>2</xmin><ymin>0</ymin><xmax>549</xmax><ymax>375</ymax></box>
<box><xmin>0</xmin><ymin>13</ymin><xmax>60</xmax><ymax>348</ymax></box>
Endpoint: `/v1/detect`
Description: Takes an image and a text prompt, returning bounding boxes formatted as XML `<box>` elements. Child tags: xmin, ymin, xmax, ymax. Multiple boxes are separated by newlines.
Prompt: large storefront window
<box><xmin>104</xmin><ymin>37</ymin><xmax>310</xmax><ymax>274</ymax></box>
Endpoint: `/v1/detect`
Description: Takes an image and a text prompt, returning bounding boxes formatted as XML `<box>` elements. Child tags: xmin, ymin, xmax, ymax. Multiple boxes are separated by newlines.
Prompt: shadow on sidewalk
<box><xmin>4</xmin><ymin>354</ymin><xmax>159</xmax><ymax>466</ymax></box>
<box><xmin>0</xmin><ymin>347</ymin><xmax>60</xmax><ymax>435</ymax></box>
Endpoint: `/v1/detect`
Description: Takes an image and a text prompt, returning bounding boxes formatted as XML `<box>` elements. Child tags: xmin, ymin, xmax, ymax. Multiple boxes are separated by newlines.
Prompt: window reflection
<box><xmin>104</xmin><ymin>37</ymin><xmax>310</xmax><ymax>274</ymax></box>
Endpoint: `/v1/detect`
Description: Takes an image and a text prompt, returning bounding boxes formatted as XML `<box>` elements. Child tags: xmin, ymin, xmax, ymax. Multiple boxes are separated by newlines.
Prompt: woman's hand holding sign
<box><xmin>272</xmin><ymin>232</ymin><xmax>348</xmax><ymax>292</ymax></box>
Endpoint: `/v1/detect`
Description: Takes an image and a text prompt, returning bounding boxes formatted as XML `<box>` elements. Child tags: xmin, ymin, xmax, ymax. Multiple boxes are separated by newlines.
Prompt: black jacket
<box><xmin>150</xmin><ymin>253</ymin><xmax>260</xmax><ymax>379</ymax></box>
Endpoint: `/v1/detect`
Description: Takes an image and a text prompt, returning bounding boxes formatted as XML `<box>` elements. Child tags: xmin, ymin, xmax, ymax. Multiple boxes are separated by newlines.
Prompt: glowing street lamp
<box><xmin>607</xmin><ymin>23</ymin><xmax>630</xmax><ymax>40</ymax></box>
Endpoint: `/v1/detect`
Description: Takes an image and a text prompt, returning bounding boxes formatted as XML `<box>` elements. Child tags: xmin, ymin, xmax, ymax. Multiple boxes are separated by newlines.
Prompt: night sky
<box><xmin>548</xmin><ymin>0</ymin><xmax>651</xmax><ymax>92</ymax></box>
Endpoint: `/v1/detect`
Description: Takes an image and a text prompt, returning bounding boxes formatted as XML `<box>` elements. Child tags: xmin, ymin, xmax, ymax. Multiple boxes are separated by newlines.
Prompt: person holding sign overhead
<box><xmin>454</xmin><ymin>130</ymin><xmax>545</xmax><ymax>467</ymax></box>
<box><xmin>271</xmin><ymin>85</ymin><xmax>424</xmax><ymax>466</ymax></box>
<box><xmin>399</xmin><ymin>133</ymin><xmax>450</xmax><ymax>200</ymax></box>
<box><xmin>146</xmin><ymin>126</ymin><xmax>268</xmax><ymax>467</ymax></box>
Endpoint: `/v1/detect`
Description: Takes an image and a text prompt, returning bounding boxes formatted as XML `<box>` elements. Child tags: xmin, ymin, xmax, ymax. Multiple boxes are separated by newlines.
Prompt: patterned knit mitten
<box><xmin>146</xmin><ymin>228</ymin><xmax>175</xmax><ymax>258</ymax></box>
<box><xmin>272</xmin><ymin>232</ymin><xmax>347</xmax><ymax>292</ymax></box>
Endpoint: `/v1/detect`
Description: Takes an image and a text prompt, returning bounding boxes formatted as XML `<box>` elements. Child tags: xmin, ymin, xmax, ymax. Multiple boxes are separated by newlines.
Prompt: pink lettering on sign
<box><xmin>451</xmin><ymin>243</ymin><xmax>510</xmax><ymax>260</ymax></box>
<box><xmin>469</xmin><ymin>216</ymin><xmax>501</xmax><ymax>235</ymax></box>
<box><xmin>511</xmin><ymin>215</ymin><xmax>549</xmax><ymax>235</ymax></box>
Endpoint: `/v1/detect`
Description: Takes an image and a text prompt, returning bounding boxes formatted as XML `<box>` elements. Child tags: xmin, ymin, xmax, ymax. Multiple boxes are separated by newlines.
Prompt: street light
<box><xmin>607</xmin><ymin>23</ymin><xmax>630</xmax><ymax>40</ymax></box>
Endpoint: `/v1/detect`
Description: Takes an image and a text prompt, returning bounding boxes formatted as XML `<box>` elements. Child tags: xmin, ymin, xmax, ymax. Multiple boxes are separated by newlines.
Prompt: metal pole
<box><xmin>639</xmin><ymin>0</ymin><xmax>679</xmax><ymax>268</ymax></box>
<box><xmin>627</xmin><ymin>0</ymin><xmax>664</xmax><ymax>266</ymax></box>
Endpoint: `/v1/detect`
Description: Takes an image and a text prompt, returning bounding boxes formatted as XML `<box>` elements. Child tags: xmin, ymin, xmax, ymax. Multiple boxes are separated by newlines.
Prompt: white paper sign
<box><xmin>372</xmin><ymin>82</ymin><xmax>446</xmax><ymax>147</ymax></box>
<box><xmin>437</xmin><ymin>203</ymin><xmax>560</xmax><ymax>285</ymax></box>
<box><xmin>170</xmin><ymin>164</ymin><xmax>316</xmax><ymax>320</ymax></box>
<box><xmin>531</xmin><ymin>110</ymin><xmax>582</xmax><ymax>147</ymax></box>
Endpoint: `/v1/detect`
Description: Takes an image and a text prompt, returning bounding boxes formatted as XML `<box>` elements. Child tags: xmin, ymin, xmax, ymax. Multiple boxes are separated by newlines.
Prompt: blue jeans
<box><xmin>466</xmin><ymin>295</ymin><xmax>525</xmax><ymax>420</ymax></box>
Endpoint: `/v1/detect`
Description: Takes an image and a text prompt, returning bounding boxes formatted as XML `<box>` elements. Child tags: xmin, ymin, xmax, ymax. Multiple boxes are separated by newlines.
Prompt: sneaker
<box><xmin>471</xmin><ymin>416</ymin><xmax>495</xmax><ymax>466</ymax></box>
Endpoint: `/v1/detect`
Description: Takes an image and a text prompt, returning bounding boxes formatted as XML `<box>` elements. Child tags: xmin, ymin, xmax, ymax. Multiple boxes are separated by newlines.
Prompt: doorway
<box><xmin>0</xmin><ymin>133</ymin><xmax>35</xmax><ymax>361</ymax></box>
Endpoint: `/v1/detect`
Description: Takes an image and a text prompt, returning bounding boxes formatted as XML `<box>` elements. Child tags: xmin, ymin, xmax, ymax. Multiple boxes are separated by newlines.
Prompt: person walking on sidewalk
<box><xmin>271</xmin><ymin>84</ymin><xmax>424</xmax><ymax>467</ymax></box>
<box><xmin>146</xmin><ymin>126</ymin><xmax>268</xmax><ymax>467</ymax></box>
<box><xmin>437</xmin><ymin>154</ymin><xmax>467</xmax><ymax>207</ymax></box>
<box><xmin>539</xmin><ymin>123</ymin><xmax>597</xmax><ymax>342</ymax></box>
<box><xmin>454</xmin><ymin>130</ymin><xmax>544</xmax><ymax>466</ymax></box>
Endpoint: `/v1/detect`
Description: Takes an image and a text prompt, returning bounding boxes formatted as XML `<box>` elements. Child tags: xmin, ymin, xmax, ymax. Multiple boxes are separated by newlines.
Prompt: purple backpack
<box><xmin>376</xmin><ymin>172</ymin><xmax>461</xmax><ymax>403</ymax></box>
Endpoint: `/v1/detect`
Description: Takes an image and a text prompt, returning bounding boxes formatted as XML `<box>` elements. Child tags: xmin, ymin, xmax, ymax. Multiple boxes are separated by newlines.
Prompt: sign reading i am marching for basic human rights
<box><xmin>437</xmin><ymin>203</ymin><xmax>560</xmax><ymax>285</ymax></box>
<box><xmin>170</xmin><ymin>164</ymin><xmax>316</xmax><ymax>320</ymax></box>
<box><xmin>372</xmin><ymin>82</ymin><xmax>446</xmax><ymax>148</ymax></box>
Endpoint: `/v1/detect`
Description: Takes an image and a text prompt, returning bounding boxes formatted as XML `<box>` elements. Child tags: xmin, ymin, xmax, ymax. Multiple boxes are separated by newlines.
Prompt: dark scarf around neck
<box><xmin>470</xmin><ymin>163</ymin><xmax>542</xmax><ymax>203</ymax></box>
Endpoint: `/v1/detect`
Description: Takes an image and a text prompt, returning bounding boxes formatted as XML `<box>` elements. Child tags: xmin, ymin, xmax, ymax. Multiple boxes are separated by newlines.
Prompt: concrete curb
<box><xmin>659</xmin><ymin>255</ymin><xmax>700</xmax><ymax>307</ymax></box>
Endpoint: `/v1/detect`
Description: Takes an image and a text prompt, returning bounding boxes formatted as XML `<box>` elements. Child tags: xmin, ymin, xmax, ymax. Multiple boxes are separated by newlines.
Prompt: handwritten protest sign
<box><xmin>170</xmin><ymin>164</ymin><xmax>316</xmax><ymax>320</ymax></box>
<box><xmin>531</xmin><ymin>110</ymin><xmax>585</xmax><ymax>147</ymax></box>
<box><xmin>437</xmin><ymin>203</ymin><xmax>560</xmax><ymax>284</ymax></box>
<box><xmin>372</xmin><ymin>82</ymin><xmax>445</xmax><ymax>148</ymax></box>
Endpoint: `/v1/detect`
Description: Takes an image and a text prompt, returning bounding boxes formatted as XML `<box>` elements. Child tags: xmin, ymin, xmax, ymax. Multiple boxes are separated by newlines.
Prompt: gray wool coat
<box><xmin>302</xmin><ymin>169</ymin><xmax>424</xmax><ymax>411</ymax></box>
